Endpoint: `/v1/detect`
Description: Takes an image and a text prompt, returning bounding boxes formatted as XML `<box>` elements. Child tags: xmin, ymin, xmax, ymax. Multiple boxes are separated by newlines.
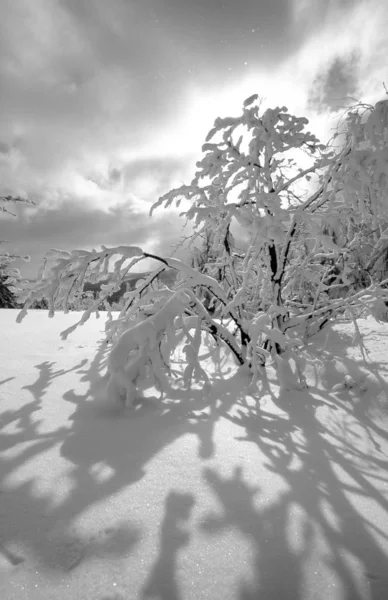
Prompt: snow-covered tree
<box><xmin>0</xmin><ymin>252</ymin><xmax>23</xmax><ymax>307</ymax></box>
<box><xmin>16</xmin><ymin>96</ymin><xmax>388</xmax><ymax>404</ymax></box>
<box><xmin>0</xmin><ymin>195</ymin><xmax>33</xmax><ymax>307</ymax></box>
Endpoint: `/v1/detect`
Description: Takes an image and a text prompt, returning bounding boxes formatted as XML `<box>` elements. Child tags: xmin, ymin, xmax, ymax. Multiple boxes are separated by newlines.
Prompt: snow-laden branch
<box><xmin>16</xmin><ymin>95</ymin><xmax>388</xmax><ymax>407</ymax></box>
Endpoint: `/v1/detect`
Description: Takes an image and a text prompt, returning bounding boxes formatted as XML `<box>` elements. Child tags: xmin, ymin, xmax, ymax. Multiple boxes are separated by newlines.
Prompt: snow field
<box><xmin>1</xmin><ymin>310</ymin><xmax>388</xmax><ymax>599</ymax></box>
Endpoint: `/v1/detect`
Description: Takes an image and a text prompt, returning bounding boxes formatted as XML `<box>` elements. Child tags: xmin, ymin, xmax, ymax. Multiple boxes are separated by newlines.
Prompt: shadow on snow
<box><xmin>0</xmin><ymin>321</ymin><xmax>388</xmax><ymax>598</ymax></box>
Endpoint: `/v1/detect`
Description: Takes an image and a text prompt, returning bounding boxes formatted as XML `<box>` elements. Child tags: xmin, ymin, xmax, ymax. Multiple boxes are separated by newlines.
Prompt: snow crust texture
<box><xmin>1</xmin><ymin>310</ymin><xmax>388</xmax><ymax>600</ymax></box>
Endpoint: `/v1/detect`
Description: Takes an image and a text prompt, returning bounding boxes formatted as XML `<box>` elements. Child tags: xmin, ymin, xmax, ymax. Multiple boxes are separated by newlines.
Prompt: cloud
<box><xmin>170</xmin><ymin>1</ymin><xmax>388</xmax><ymax>150</ymax></box>
<box><xmin>6</xmin><ymin>197</ymin><xmax>185</xmax><ymax>278</ymax></box>
<box><xmin>85</xmin><ymin>156</ymin><xmax>194</xmax><ymax>207</ymax></box>
<box><xmin>1</xmin><ymin>0</ymin><xmax>387</xmax><ymax>280</ymax></box>
<box><xmin>296</xmin><ymin>0</ymin><xmax>387</xmax><ymax>102</ymax></box>
<box><xmin>307</xmin><ymin>53</ymin><xmax>360</xmax><ymax>113</ymax></box>
<box><xmin>0</xmin><ymin>0</ymin><xmax>192</xmax><ymax>186</ymax></box>
<box><xmin>0</xmin><ymin>0</ymin><xmax>323</xmax><ymax>182</ymax></box>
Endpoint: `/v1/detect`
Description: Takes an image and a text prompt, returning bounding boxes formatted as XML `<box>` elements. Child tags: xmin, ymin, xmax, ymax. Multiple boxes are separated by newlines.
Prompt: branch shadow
<box><xmin>200</xmin><ymin>354</ymin><xmax>388</xmax><ymax>599</ymax></box>
<box><xmin>0</xmin><ymin>377</ymin><xmax>15</xmax><ymax>386</ymax></box>
<box><xmin>303</xmin><ymin>322</ymin><xmax>388</xmax><ymax>412</ymax></box>
<box><xmin>3</xmin><ymin>317</ymin><xmax>388</xmax><ymax>598</ymax></box>
<box><xmin>0</xmin><ymin>333</ymin><xmax>236</xmax><ymax>577</ymax></box>
<box><xmin>140</xmin><ymin>491</ymin><xmax>195</xmax><ymax>600</ymax></box>
<box><xmin>0</xmin><ymin>337</ymin><xmax>141</xmax><ymax>574</ymax></box>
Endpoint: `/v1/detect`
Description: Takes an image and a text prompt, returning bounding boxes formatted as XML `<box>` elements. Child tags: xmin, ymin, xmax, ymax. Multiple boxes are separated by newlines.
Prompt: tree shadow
<box><xmin>0</xmin><ymin>337</ymin><xmax>141</xmax><ymax>573</ymax></box>
<box><xmin>200</xmin><ymin>465</ymin><xmax>303</xmax><ymax>600</ymax></box>
<box><xmin>0</xmin><ymin>359</ymin><xmax>89</xmax><ymax>451</ymax></box>
<box><xmin>304</xmin><ymin>322</ymin><xmax>388</xmax><ymax>410</ymax></box>
<box><xmin>0</xmin><ymin>332</ymin><xmax>236</xmax><ymax>575</ymax></box>
<box><xmin>3</xmin><ymin>316</ymin><xmax>388</xmax><ymax>597</ymax></box>
<box><xmin>55</xmin><ymin>337</ymin><xmax>249</xmax><ymax>524</ymax></box>
<box><xmin>200</xmin><ymin>370</ymin><xmax>388</xmax><ymax>599</ymax></box>
<box><xmin>140</xmin><ymin>491</ymin><xmax>195</xmax><ymax>600</ymax></box>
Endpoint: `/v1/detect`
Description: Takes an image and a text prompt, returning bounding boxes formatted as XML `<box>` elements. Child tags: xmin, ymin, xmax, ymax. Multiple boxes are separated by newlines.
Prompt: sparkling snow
<box><xmin>1</xmin><ymin>310</ymin><xmax>388</xmax><ymax>599</ymax></box>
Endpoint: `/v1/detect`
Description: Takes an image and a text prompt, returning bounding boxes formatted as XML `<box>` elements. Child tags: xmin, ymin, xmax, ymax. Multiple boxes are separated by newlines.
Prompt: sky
<box><xmin>0</xmin><ymin>0</ymin><xmax>387</xmax><ymax>279</ymax></box>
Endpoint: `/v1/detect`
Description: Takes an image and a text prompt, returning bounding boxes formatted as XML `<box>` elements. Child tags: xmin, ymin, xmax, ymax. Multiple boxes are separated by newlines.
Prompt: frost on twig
<box><xmin>15</xmin><ymin>95</ymin><xmax>388</xmax><ymax>407</ymax></box>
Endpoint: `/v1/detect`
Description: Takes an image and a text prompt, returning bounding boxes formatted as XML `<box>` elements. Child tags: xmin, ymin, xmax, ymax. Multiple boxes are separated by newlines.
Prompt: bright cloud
<box><xmin>0</xmin><ymin>0</ymin><xmax>387</xmax><ymax>279</ymax></box>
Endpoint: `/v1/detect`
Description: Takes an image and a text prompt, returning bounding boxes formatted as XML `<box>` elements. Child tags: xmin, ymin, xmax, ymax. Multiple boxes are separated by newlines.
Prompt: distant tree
<box><xmin>0</xmin><ymin>265</ymin><xmax>18</xmax><ymax>307</ymax></box>
<box><xmin>0</xmin><ymin>195</ymin><xmax>34</xmax><ymax>308</ymax></box>
<box><xmin>17</xmin><ymin>95</ymin><xmax>388</xmax><ymax>404</ymax></box>
<box><xmin>28</xmin><ymin>297</ymin><xmax>49</xmax><ymax>310</ymax></box>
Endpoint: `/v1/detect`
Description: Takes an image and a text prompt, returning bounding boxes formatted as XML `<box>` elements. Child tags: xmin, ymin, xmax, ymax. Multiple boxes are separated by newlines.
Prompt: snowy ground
<box><xmin>1</xmin><ymin>309</ymin><xmax>388</xmax><ymax>600</ymax></box>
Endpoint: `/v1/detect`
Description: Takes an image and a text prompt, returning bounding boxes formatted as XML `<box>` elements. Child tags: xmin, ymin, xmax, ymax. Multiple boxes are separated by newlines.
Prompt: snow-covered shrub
<box><xmin>16</xmin><ymin>95</ymin><xmax>388</xmax><ymax>401</ymax></box>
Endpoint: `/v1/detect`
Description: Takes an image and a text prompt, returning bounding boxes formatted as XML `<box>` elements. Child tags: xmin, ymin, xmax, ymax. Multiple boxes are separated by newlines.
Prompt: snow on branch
<box><xmin>16</xmin><ymin>95</ymin><xmax>388</xmax><ymax>405</ymax></box>
<box><xmin>16</xmin><ymin>245</ymin><xmax>144</xmax><ymax>325</ymax></box>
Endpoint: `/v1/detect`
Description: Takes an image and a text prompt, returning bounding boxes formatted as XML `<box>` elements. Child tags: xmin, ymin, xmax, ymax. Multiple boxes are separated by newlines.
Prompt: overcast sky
<box><xmin>1</xmin><ymin>0</ymin><xmax>387</xmax><ymax>278</ymax></box>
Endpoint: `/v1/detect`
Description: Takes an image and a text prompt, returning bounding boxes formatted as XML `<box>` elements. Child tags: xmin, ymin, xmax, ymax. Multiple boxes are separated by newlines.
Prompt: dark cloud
<box><xmin>0</xmin><ymin>0</ymin><xmax>384</xmax><ymax>280</ymax></box>
<box><xmin>0</xmin><ymin>0</ymin><xmax>338</xmax><ymax>164</ymax></box>
<box><xmin>0</xmin><ymin>0</ymin><xmax>359</xmax><ymax>175</ymax></box>
<box><xmin>109</xmin><ymin>168</ymin><xmax>122</xmax><ymax>185</ymax></box>
<box><xmin>6</xmin><ymin>198</ymin><xmax>184</xmax><ymax>279</ymax></box>
<box><xmin>83</xmin><ymin>155</ymin><xmax>193</xmax><ymax>212</ymax></box>
<box><xmin>307</xmin><ymin>53</ymin><xmax>360</xmax><ymax>113</ymax></box>
<box><xmin>1</xmin><ymin>153</ymin><xmax>193</xmax><ymax>278</ymax></box>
